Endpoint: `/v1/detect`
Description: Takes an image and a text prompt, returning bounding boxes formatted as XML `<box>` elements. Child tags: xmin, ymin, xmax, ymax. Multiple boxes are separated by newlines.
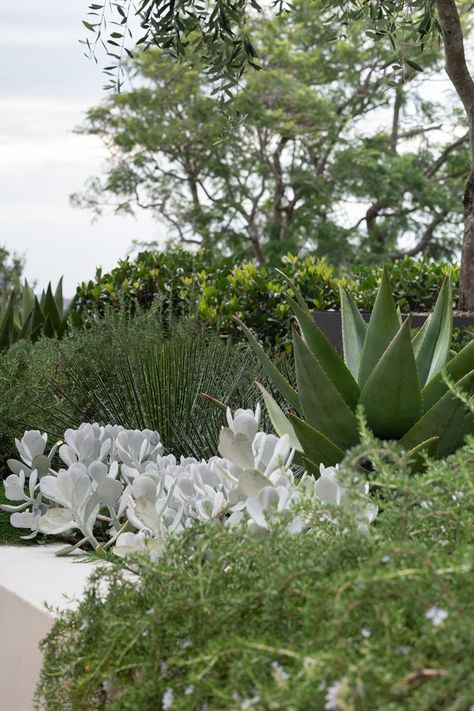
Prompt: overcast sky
<box><xmin>0</xmin><ymin>0</ymin><xmax>160</xmax><ymax>294</ymax></box>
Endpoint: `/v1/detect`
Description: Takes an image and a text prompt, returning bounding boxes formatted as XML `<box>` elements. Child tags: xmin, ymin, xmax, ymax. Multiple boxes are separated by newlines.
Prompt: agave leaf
<box><xmin>288</xmin><ymin>414</ymin><xmax>344</xmax><ymax>467</ymax></box>
<box><xmin>412</xmin><ymin>314</ymin><xmax>431</xmax><ymax>355</ymax></box>
<box><xmin>358</xmin><ymin>267</ymin><xmax>401</xmax><ymax>388</ymax></box>
<box><xmin>274</xmin><ymin>268</ymin><xmax>307</xmax><ymax>309</ymax></box>
<box><xmin>42</xmin><ymin>314</ymin><xmax>55</xmax><ymax>339</ymax></box>
<box><xmin>201</xmin><ymin>393</ymin><xmax>228</xmax><ymax>413</ymax></box>
<box><xmin>30</xmin><ymin>297</ymin><xmax>45</xmax><ymax>341</ymax></box>
<box><xmin>54</xmin><ymin>277</ymin><xmax>64</xmax><ymax>315</ymax></box>
<box><xmin>359</xmin><ymin>319</ymin><xmax>422</xmax><ymax>439</ymax></box>
<box><xmin>43</xmin><ymin>284</ymin><xmax>62</xmax><ymax>334</ymax></box>
<box><xmin>302</xmin><ymin>456</ymin><xmax>322</xmax><ymax>477</ymax></box>
<box><xmin>21</xmin><ymin>280</ymin><xmax>36</xmax><ymax>324</ymax></box>
<box><xmin>235</xmin><ymin>317</ymin><xmax>301</xmax><ymax>414</ymax></box>
<box><xmin>396</xmin><ymin>305</ymin><xmax>402</xmax><ymax>326</ymax></box>
<box><xmin>339</xmin><ymin>286</ymin><xmax>367</xmax><ymax>381</ymax></box>
<box><xmin>285</xmin><ymin>293</ymin><xmax>360</xmax><ymax>409</ymax></box>
<box><xmin>414</xmin><ymin>278</ymin><xmax>452</xmax><ymax>386</ymax></box>
<box><xmin>18</xmin><ymin>309</ymin><xmax>33</xmax><ymax>340</ymax></box>
<box><xmin>293</xmin><ymin>331</ymin><xmax>359</xmax><ymax>449</ymax></box>
<box><xmin>400</xmin><ymin>369</ymin><xmax>474</xmax><ymax>458</ymax></box>
<box><xmin>422</xmin><ymin>337</ymin><xmax>474</xmax><ymax>411</ymax></box>
<box><xmin>0</xmin><ymin>292</ymin><xmax>15</xmax><ymax>349</ymax></box>
<box><xmin>255</xmin><ymin>382</ymin><xmax>302</xmax><ymax>451</ymax></box>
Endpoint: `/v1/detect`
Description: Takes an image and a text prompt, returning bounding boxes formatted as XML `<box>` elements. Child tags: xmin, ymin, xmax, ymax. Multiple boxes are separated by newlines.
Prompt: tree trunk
<box><xmin>248</xmin><ymin>223</ymin><xmax>265</xmax><ymax>264</ymax></box>
<box><xmin>459</xmin><ymin>168</ymin><xmax>474</xmax><ymax>310</ymax></box>
<box><xmin>434</xmin><ymin>0</ymin><xmax>474</xmax><ymax>309</ymax></box>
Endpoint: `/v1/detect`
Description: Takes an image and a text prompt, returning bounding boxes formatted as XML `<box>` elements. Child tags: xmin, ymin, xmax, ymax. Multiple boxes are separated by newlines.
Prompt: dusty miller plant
<box><xmin>1</xmin><ymin>405</ymin><xmax>377</xmax><ymax>558</ymax></box>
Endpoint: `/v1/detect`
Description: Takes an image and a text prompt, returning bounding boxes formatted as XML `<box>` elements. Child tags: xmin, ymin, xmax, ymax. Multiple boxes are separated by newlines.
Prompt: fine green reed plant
<box><xmin>239</xmin><ymin>268</ymin><xmax>474</xmax><ymax>471</ymax></box>
<box><xmin>35</xmin><ymin>306</ymin><xmax>286</xmax><ymax>461</ymax></box>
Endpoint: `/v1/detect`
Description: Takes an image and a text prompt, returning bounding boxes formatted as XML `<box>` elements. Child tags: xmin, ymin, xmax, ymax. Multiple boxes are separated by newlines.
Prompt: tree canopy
<box><xmin>75</xmin><ymin>2</ymin><xmax>468</xmax><ymax>264</ymax></box>
<box><xmin>83</xmin><ymin>0</ymin><xmax>474</xmax><ymax>308</ymax></box>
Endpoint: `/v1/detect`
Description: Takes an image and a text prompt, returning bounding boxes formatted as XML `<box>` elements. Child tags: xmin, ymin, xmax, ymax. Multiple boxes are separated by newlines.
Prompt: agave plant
<box><xmin>238</xmin><ymin>268</ymin><xmax>474</xmax><ymax>470</ymax></box>
<box><xmin>0</xmin><ymin>278</ymin><xmax>73</xmax><ymax>349</ymax></box>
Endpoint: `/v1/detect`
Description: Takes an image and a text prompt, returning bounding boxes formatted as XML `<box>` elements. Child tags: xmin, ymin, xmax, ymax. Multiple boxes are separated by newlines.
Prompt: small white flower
<box><xmin>184</xmin><ymin>684</ymin><xmax>194</xmax><ymax>695</ymax></box>
<box><xmin>381</xmin><ymin>554</ymin><xmax>391</xmax><ymax>563</ymax></box>
<box><xmin>271</xmin><ymin>660</ymin><xmax>289</xmax><ymax>682</ymax></box>
<box><xmin>162</xmin><ymin>687</ymin><xmax>174</xmax><ymax>709</ymax></box>
<box><xmin>240</xmin><ymin>695</ymin><xmax>260</xmax><ymax>710</ymax></box>
<box><xmin>425</xmin><ymin>606</ymin><xmax>448</xmax><ymax>627</ymax></box>
<box><xmin>361</xmin><ymin>628</ymin><xmax>371</xmax><ymax>638</ymax></box>
<box><xmin>325</xmin><ymin>680</ymin><xmax>343</xmax><ymax>710</ymax></box>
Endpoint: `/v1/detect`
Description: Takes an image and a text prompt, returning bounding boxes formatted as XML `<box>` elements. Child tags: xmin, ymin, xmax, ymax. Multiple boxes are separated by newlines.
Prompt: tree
<box><xmin>83</xmin><ymin>0</ymin><xmax>474</xmax><ymax>308</ymax></box>
<box><xmin>0</xmin><ymin>246</ymin><xmax>23</xmax><ymax>296</ymax></box>
<box><xmin>76</xmin><ymin>3</ymin><xmax>468</xmax><ymax>264</ymax></box>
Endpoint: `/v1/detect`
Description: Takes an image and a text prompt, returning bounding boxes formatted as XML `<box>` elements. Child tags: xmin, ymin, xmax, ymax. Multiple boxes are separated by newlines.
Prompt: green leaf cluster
<box><xmin>246</xmin><ymin>268</ymin><xmax>474</xmax><ymax>467</ymax></box>
<box><xmin>75</xmin><ymin>249</ymin><xmax>460</xmax><ymax>351</ymax></box>
<box><xmin>0</xmin><ymin>279</ymin><xmax>73</xmax><ymax>350</ymax></box>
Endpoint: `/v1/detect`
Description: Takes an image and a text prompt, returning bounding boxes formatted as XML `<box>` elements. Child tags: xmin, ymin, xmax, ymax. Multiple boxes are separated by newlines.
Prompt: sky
<box><xmin>0</xmin><ymin>0</ymin><xmax>160</xmax><ymax>295</ymax></box>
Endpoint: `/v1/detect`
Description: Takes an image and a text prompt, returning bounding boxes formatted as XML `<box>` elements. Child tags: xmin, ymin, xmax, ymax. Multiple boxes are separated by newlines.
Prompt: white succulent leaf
<box><xmin>15</xmin><ymin>431</ymin><xmax>47</xmax><ymax>466</ymax></box>
<box><xmin>10</xmin><ymin>510</ymin><xmax>41</xmax><ymax>532</ymax></box>
<box><xmin>7</xmin><ymin>458</ymin><xmax>32</xmax><ymax>477</ymax></box>
<box><xmin>226</xmin><ymin>405</ymin><xmax>260</xmax><ymax>440</ymax></box>
<box><xmin>59</xmin><ymin>444</ymin><xmax>77</xmax><ymax>466</ymax></box>
<box><xmin>218</xmin><ymin>428</ymin><xmax>255</xmax><ymax>469</ymax></box>
<box><xmin>3</xmin><ymin>472</ymin><xmax>26</xmax><ymax>501</ymax></box>
<box><xmin>6</xmin><ymin>407</ymin><xmax>378</xmax><ymax>558</ymax></box>
<box><xmin>30</xmin><ymin>454</ymin><xmax>51</xmax><ymax>477</ymax></box>
<box><xmin>132</xmin><ymin>475</ymin><xmax>157</xmax><ymax>500</ymax></box>
<box><xmin>239</xmin><ymin>468</ymin><xmax>273</xmax><ymax>497</ymax></box>
<box><xmin>39</xmin><ymin>508</ymin><xmax>76</xmax><ymax>534</ymax></box>
<box><xmin>314</xmin><ymin>470</ymin><xmax>347</xmax><ymax>507</ymax></box>
<box><xmin>88</xmin><ymin>461</ymin><xmax>108</xmax><ymax>485</ymax></box>
<box><xmin>245</xmin><ymin>495</ymin><xmax>268</xmax><ymax>529</ymax></box>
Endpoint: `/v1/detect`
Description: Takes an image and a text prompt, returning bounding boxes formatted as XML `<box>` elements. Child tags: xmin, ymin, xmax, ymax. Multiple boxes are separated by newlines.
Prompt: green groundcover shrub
<box><xmin>74</xmin><ymin>251</ymin><xmax>460</xmax><ymax>351</ymax></box>
<box><xmin>37</xmin><ymin>443</ymin><xmax>474</xmax><ymax>711</ymax></box>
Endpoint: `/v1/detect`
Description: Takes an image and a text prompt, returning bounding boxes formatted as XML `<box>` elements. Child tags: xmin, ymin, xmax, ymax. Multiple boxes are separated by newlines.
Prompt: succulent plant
<box><xmin>0</xmin><ymin>278</ymin><xmax>74</xmax><ymax>349</ymax></box>
<box><xmin>238</xmin><ymin>268</ymin><xmax>474</xmax><ymax>470</ymax></box>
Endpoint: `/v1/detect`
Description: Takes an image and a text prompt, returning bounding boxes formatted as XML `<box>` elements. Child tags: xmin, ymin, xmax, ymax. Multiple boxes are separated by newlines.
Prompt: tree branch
<box><xmin>388</xmin><ymin>209</ymin><xmax>449</xmax><ymax>259</ymax></box>
<box><xmin>435</xmin><ymin>0</ymin><xmax>474</xmax><ymax>118</ymax></box>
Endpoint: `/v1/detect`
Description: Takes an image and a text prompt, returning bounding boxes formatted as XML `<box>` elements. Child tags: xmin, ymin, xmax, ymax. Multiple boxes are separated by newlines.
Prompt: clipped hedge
<box><xmin>75</xmin><ymin>251</ymin><xmax>459</xmax><ymax>350</ymax></box>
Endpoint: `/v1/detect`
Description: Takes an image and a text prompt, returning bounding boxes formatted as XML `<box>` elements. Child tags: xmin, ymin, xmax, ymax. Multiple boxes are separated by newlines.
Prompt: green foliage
<box><xmin>49</xmin><ymin>322</ymin><xmax>273</xmax><ymax>460</ymax></box>
<box><xmin>0</xmin><ymin>278</ymin><xmax>73</xmax><ymax>350</ymax></box>
<box><xmin>75</xmin><ymin>250</ymin><xmax>461</xmax><ymax>351</ymax></box>
<box><xmin>0</xmin><ymin>306</ymin><xmax>281</xmax><ymax>467</ymax></box>
<box><xmin>0</xmin><ymin>338</ymin><xmax>64</xmax><ymax>470</ymax></box>
<box><xmin>0</xmin><ymin>245</ymin><xmax>23</xmax><ymax>296</ymax></box>
<box><xmin>36</xmin><ymin>443</ymin><xmax>474</xmax><ymax>709</ymax></box>
<box><xmin>247</xmin><ymin>269</ymin><xmax>474</xmax><ymax>466</ymax></box>
<box><xmin>75</xmin><ymin>4</ymin><xmax>468</xmax><ymax>263</ymax></box>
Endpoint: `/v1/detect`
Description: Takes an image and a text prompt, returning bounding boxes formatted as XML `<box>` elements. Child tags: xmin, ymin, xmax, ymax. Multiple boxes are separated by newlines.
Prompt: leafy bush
<box><xmin>74</xmin><ymin>250</ymin><xmax>459</xmax><ymax>351</ymax></box>
<box><xmin>0</xmin><ymin>338</ymin><xmax>64</xmax><ymax>469</ymax></box>
<box><xmin>36</xmin><ymin>442</ymin><xmax>474</xmax><ymax>710</ymax></box>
